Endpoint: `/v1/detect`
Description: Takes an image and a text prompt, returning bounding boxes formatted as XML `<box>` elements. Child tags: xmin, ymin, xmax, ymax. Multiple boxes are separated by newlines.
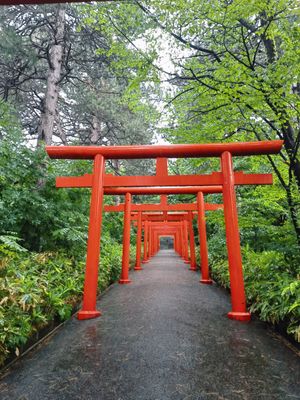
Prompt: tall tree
<box><xmin>0</xmin><ymin>4</ymin><xmax>157</xmax><ymax>155</ymax></box>
<box><xmin>37</xmin><ymin>5</ymin><xmax>65</xmax><ymax>146</ymax></box>
<box><xmin>131</xmin><ymin>0</ymin><xmax>300</xmax><ymax>241</ymax></box>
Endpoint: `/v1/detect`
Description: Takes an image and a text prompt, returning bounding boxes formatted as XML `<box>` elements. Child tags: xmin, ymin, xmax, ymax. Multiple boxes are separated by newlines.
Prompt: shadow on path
<box><xmin>0</xmin><ymin>250</ymin><xmax>299</xmax><ymax>400</ymax></box>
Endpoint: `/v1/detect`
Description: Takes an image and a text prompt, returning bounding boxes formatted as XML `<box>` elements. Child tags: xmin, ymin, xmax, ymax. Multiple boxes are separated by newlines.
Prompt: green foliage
<box><xmin>0</xmin><ymin>133</ymin><xmax>92</xmax><ymax>253</ymax></box>
<box><xmin>153</xmin><ymin>0</ymin><xmax>300</xmax><ymax>141</ymax></box>
<box><xmin>80</xmin><ymin>2</ymin><xmax>160</xmax><ymax>119</ymax></box>
<box><xmin>207</xmin><ymin>248</ymin><xmax>300</xmax><ymax>342</ymax></box>
<box><xmin>0</xmin><ymin>234</ymin><xmax>28</xmax><ymax>253</ymax></box>
<box><xmin>0</xmin><ymin>100</ymin><xmax>19</xmax><ymax>138</ymax></box>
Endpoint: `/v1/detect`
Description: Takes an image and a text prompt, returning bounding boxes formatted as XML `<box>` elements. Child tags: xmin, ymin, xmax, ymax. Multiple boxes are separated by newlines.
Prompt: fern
<box><xmin>0</xmin><ymin>234</ymin><xmax>28</xmax><ymax>253</ymax></box>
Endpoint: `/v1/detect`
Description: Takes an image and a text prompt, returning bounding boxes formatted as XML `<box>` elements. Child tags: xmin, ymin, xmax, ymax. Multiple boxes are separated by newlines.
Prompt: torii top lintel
<box><xmin>46</xmin><ymin>140</ymin><xmax>282</xmax><ymax>160</ymax></box>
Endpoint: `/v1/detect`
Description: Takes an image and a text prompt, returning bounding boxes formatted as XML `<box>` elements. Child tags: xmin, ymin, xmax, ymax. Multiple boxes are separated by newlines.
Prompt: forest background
<box><xmin>0</xmin><ymin>0</ymin><xmax>299</xmax><ymax>366</ymax></box>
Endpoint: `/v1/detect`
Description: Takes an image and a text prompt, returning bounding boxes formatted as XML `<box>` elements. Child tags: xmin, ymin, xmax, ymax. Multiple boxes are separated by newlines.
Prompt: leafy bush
<box><xmin>207</xmin><ymin>247</ymin><xmax>300</xmax><ymax>342</ymax></box>
<box><xmin>0</xmin><ymin>133</ymin><xmax>92</xmax><ymax>253</ymax></box>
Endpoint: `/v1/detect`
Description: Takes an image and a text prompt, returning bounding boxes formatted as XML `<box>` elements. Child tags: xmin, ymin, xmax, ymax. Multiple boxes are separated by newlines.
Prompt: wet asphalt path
<box><xmin>0</xmin><ymin>250</ymin><xmax>299</xmax><ymax>400</ymax></box>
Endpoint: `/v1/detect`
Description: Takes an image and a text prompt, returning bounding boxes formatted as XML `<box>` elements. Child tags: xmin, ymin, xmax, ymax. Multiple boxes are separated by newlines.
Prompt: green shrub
<box><xmin>243</xmin><ymin>249</ymin><xmax>300</xmax><ymax>342</ymax></box>
<box><xmin>208</xmin><ymin>247</ymin><xmax>300</xmax><ymax>342</ymax></box>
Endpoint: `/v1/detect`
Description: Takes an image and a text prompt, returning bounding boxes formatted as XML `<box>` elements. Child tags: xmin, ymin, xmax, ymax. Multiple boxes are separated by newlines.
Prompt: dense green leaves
<box><xmin>206</xmin><ymin>248</ymin><xmax>300</xmax><ymax>341</ymax></box>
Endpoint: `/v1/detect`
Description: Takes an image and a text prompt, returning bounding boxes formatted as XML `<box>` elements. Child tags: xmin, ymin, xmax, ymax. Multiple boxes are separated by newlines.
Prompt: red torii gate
<box><xmin>143</xmin><ymin>217</ymin><xmax>190</xmax><ymax>262</ymax></box>
<box><xmin>134</xmin><ymin>215</ymin><xmax>191</xmax><ymax>268</ymax></box>
<box><xmin>147</xmin><ymin>223</ymin><xmax>179</xmax><ymax>255</ymax></box>
<box><xmin>155</xmin><ymin>233</ymin><xmax>175</xmax><ymax>252</ymax></box>
<box><xmin>136</xmin><ymin>215</ymin><xmax>191</xmax><ymax>264</ymax></box>
<box><xmin>148</xmin><ymin>222</ymin><xmax>187</xmax><ymax>258</ymax></box>
<box><xmin>46</xmin><ymin>140</ymin><xmax>282</xmax><ymax>322</ymax></box>
<box><xmin>102</xmin><ymin>185</ymin><xmax>224</xmax><ymax>286</ymax></box>
<box><xmin>121</xmin><ymin>211</ymin><xmax>188</xmax><ymax>270</ymax></box>
<box><xmin>104</xmin><ymin>195</ymin><xmax>223</xmax><ymax>275</ymax></box>
<box><xmin>132</xmin><ymin>213</ymin><xmax>196</xmax><ymax>269</ymax></box>
<box><xmin>144</xmin><ymin>217</ymin><xmax>211</xmax><ymax>280</ymax></box>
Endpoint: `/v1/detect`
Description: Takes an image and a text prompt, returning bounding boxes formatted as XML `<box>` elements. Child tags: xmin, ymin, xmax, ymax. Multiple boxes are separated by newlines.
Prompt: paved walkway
<box><xmin>0</xmin><ymin>250</ymin><xmax>299</xmax><ymax>400</ymax></box>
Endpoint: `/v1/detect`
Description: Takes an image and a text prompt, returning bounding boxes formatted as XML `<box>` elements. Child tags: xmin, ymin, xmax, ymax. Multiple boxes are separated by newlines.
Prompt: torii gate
<box><xmin>146</xmin><ymin>223</ymin><xmax>180</xmax><ymax>256</ymax></box>
<box><xmin>104</xmin><ymin>195</ymin><xmax>223</xmax><ymax>277</ymax></box>
<box><xmin>0</xmin><ymin>2</ymin><xmax>283</xmax><ymax>321</ymax></box>
<box><xmin>134</xmin><ymin>215</ymin><xmax>191</xmax><ymax>267</ymax></box>
<box><xmin>46</xmin><ymin>140</ymin><xmax>283</xmax><ymax>321</ymax></box>
<box><xmin>130</xmin><ymin>210</ymin><xmax>213</xmax><ymax>268</ymax></box>
<box><xmin>131</xmin><ymin>212</ymin><xmax>191</xmax><ymax>262</ymax></box>
<box><xmin>131</xmin><ymin>212</ymin><xmax>197</xmax><ymax>268</ymax></box>
<box><xmin>147</xmin><ymin>221</ymin><xmax>188</xmax><ymax>259</ymax></box>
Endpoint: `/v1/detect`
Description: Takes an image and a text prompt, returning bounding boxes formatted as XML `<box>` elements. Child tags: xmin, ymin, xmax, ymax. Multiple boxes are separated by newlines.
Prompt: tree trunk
<box><xmin>282</xmin><ymin>122</ymin><xmax>300</xmax><ymax>191</ymax></box>
<box><xmin>90</xmin><ymin>115</ymin><xmax>101</xmax><ymax>144</ymax></box>
<box><xmin>37</xmin><ymin>6</ymin><xmax>65</xmax><ymax>146</ymax></box>
<box><xmin>286</xmin><ymin>184</ymin><xmax>300</xmax><ymax>247</ymax></box>
<box><xmin>56</xmin><ymin>110</ymin><xmax>67</xmax><ymax>145</ymax></box>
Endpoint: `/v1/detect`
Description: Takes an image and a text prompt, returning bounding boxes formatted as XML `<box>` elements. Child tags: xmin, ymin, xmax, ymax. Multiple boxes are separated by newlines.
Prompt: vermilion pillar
<box><xmin>179</xmin><ymin>227</ymin><xmax>184</xmax><ymax>257</ymax></box>
<box><xmin>119</xmin><ymin>192</ymin><xmax>132</xmax><ymax>284</ymax></box>
<box><xmin>77</xmin><ymin>155</ymin><xmax>104</xmax><ymax>320</ymax></box>
<box><xmin>134</xmin><ymin>211</ymin><xmax>143</xmax><ymax>270</ymax></box>
<box><xmin>175</xmin><ymin>228</ymin><xmax>181</xmax><ymax>255</ymax></box>
<box><xmin>142</xmin><ymin>220</ymin><xmax>149</xmax><ymax>263</ymax></box>
<box><xmin>180</xmin><ymin>222</ymin><xmax>185</xmax><ymax>259</ymax></box>
<box><xmin>197</xmin><ymin>192</ymin><xmax>212</xmax><ymax>285</ymax></box>
<box><xmin>149</xmin><ymin>222</ymin><xmax>153</xmax><ymax>258</ymax></box>
<box><xmin>188</xmin><ymin>211</ymin><xmax>197</xmax><ymax>271</ymax></box>
<box><xmin>174</xmin><ymin>232</ymin><xmax>179</xmax><ymax>254</ymax></box>
<box><xmin>155</xmin><ymin>231</ymin><xmax>159</xmax><ymax>254</ymax></box>
<box><xmin>221</xmin><ymin>151</ymin><xmax>251</xmax><ymax>321</ymax></box>
<box><xmin>183</xmin><ymin>219</ymin><xmax>190</xmax><ymax>263</ymax></box>
<box><xmin>155</xmin><ymin>230</ymin><xmax>159</xmax><ymax>254</ymax></box>
<box><xmin>153</xmin><ymin>231</ymin><xmax>156</xmax><ymax>255</ymax></box>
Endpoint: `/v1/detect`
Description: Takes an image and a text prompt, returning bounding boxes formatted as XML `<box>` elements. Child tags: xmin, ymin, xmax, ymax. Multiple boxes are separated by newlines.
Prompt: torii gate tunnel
<box><xmin>46</xmin><ymin>140</ymin><xmax>283</xmax><ymax>322</ymax></box>
<box><xmin>104</xmin><ymin>194</ymin><xmax>223</xmax><ymax>277</ymax></box>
